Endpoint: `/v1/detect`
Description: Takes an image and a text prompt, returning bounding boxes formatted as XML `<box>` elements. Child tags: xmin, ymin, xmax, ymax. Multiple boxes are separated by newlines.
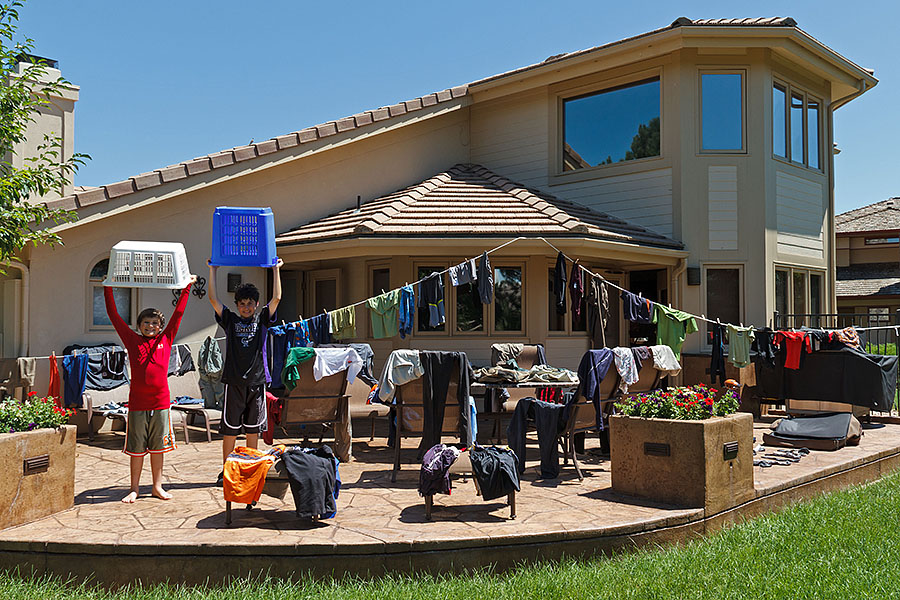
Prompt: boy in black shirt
<box><xmin>208</xmin><ymin>258</ymin><xmax>283</xmax><ymax>484</ymax></box>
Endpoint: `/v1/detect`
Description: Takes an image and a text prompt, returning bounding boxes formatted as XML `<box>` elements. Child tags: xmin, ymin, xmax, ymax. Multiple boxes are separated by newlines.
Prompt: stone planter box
<box><xmin>610</xmin><ymin>412</ymin><xmax>754</xmax><ymax>514</ymax></box>
<box><xmin>0</xmin><ymin>424</ymin><xmax>76</xmax><ymax>530</ymax></box>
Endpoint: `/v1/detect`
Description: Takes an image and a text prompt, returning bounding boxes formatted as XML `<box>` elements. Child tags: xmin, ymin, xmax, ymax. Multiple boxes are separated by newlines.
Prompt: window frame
<box><xmin>864</xmin><ymin>236</ymin><xmax>900</xmax><ymax>246</ymax></box>
<box><xmin>698</xmin><ymin>69</ymin><xmax>747</xmax><ymax>155</ymax></box>
<box><xmin>305</xmin><ymin>268</ymin><xmax>342</xmax><ymax>316</ymax></box>
<box><xmin>87</xmin><ymin>257</ymin><xmax>136</xmax><ymax>332</ymax></box>
<box><xmin>555</xmin><ymin>69</ymin><xmax>664</xmax><ymax>176</ymax></box>
<box><xmin>700</xmin><ymin>264</ymin><xmax>745</xmax><ymax>346</ymax></box>
<box><xmin>367</xmin><ymin>261</ymin><xmax>392</xmax><ymax>338</ymax></box>
<box><xmin>491</xmin><ymin>262</ymin><xmax>526</xmax><ymax>336</ymax></box>
<box><xmin>773</xmin><ymin>264</ymin><xmax>826</xmax><ymax>319</ymax></box>
<box><xmin>772</xmin><ymin>78</ymin><xmax>824</xmax><ymax>172</ymax></box>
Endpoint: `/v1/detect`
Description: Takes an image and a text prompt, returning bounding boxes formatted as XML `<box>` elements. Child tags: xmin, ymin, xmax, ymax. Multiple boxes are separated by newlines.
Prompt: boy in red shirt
<box><xmin>105</xmin><ymin>274</ymin><xmax>196</xmax><ymax>503</ymax></box>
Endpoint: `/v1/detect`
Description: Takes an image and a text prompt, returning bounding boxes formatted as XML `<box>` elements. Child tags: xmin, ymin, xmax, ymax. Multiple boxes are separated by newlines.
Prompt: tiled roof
<box><xmin>275</xmin><ymin>163</ymin><xmax>684</xmax><ymax>250</ymax></box>
<box><xmin>836</xmin><ymin>198</ymin><xmax>900</xmax><ymax>234</ymax></box>
<box><xmin>47</xmin><ymin>17</ymin><xmax>808</xmax><ymax>214</ymax></box>
<box><xmin>837</xmin><ymin>262</ymin><xmax>900</xmax><ymax>297</ymax></box>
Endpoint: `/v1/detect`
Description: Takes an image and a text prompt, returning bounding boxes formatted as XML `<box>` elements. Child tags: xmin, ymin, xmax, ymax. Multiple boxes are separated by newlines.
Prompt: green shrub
<box><xmin>0</xmin><ymin>392</ymin><xmax>72</xmax><ymax>433</ymax></box>
<box><xmin>615</xmin><ymin>384</ymin><xmax>740</xmax><ymax>420</ymax></box>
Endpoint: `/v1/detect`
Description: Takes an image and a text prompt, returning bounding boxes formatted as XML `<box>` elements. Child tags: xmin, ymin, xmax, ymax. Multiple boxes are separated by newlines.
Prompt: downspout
<box><xmin>7</xmin><ymin>260</ymin><xmax>29</xmax><ymax>357</ymax></box>
<box><xmin>827</xmin><ymin>79</ymin><xmax>870</xmax><ymax>314</ymax></box>
<box><xmin>671</xmin><ymin>257</ymin><xmax>687</xmax><ymax>385</ymax></box>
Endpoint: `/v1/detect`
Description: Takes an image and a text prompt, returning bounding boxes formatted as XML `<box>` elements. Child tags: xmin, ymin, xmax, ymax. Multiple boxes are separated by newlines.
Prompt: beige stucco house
<box><xmin>0</xmin><ymin>17</ymin><xmax>877</xmax><ymax>378</ymax></box>
<box><xmin>835</xmin><ymin>199</ymin><xmax>900</xmax><ymax>324</ymax></box>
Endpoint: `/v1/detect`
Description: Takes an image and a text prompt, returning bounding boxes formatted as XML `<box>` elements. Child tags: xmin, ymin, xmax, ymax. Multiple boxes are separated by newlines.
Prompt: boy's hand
<box><xmin>207</xmin><ymin>258</ymin><xmax>217</xmax><ymax>269</ymax></box>
<box><xmin>274</xmin><ymin>258</ymin><xmax>284</xmax><ymax>270</ymax></box>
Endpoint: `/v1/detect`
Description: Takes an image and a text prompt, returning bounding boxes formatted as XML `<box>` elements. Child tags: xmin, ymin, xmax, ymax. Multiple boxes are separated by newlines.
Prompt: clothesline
<box><xmin>25</xmin><ymin>336</ymin><xmax>226</xmax><ymax>362</ymax></box>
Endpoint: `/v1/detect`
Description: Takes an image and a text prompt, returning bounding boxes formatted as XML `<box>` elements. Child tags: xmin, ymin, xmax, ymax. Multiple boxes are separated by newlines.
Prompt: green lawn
<box><xmin>5</xmin><ymin>471</ymin><xmax>900</xmax><ymax>599</ymax></box>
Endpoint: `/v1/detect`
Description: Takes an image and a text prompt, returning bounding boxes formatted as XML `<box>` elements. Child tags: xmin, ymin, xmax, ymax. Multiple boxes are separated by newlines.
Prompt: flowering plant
<box><xmin>615</xmin><ymin>384</ymin><xmax>740</xmax><ymax>420</ymax></box>
<box><xmin>0</xmin><ymin>391</ymin><xmax>74</xmax><ymax>434</ymax></box>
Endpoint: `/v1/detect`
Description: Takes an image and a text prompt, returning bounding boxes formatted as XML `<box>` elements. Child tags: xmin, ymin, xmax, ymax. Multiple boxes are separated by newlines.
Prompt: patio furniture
<box><xmin>485</xmin><ymin>343</ymin><xmax>543</xmax><ymax>441</ymax></box>
<box><xmin>348</xmin><ymin>377</ymin><xmax>389</xmax><ymax>440</ymax></box>
<box><xmin>422</xmin><ymin>450</ymin><xmax>516</xmax><ymax>520</ymax></box>
<box><xmin>170</xmin><ymin>403</ymin><xmax>222</xmax><ymax>442</ymax></box>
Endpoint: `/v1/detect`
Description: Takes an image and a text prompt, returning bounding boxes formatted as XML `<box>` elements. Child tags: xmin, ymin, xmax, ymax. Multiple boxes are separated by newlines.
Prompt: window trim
<box><xmin>87</xmin><ymin>256</ymin><xmax>136</xmax><ymax>332</ymax></box>
<box><xmin>305</xmin><ymin>268</ymin><xmax>341</xmax><ymax>316</ymax></box>
<box><xmin>491</xmin><ymin>261</ymin><xmax>526</xmax><ymax>336</ymax></box>
<box><xmin>700</xmin><ymin>264</ymin><xmax>745</xmax><ymax>348</ymax></box>
<box><xmin>698</xmin><ymin>69</ymin><xmax>747</xmax><ymax>155</ymax></box>
<box><xmin>554</xmin><ymin>68</ymin><xmax>664</xmax><ymax>177</ymax></box>
<box><xmin>772</xmin><ymin>77</ymin><xmax>824</xmax><ymax>172</ymax></box>
<box><xmin>773</xmin><ymin>264</ymin><xmax>826</xmax><ymax>317</ymax></box>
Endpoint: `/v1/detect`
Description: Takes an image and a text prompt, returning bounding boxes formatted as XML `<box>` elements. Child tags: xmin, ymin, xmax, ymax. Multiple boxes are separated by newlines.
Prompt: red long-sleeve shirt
<box><xmin>105</xmin><ymin>284</ymin><xmax>191</xmax><ymax>410</ymax></box>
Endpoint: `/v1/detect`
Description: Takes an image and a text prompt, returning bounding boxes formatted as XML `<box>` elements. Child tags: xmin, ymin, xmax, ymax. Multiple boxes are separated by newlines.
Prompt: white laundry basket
<box><xmin>102</xmin><ymin>241</ymin><xmax>192</xmax><ymax>289</ymax></box>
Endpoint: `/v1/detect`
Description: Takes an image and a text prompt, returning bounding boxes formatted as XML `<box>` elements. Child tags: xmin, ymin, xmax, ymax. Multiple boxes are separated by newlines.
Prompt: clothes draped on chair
<box><xmin>506</xmin><ymin>396</ymin><xmax>568</xmax><ymax>479</ymax></box>
<box><xmin>282</xmin><ymin>445</ymin><xmax>340</xmax><ymax>519</ymax></box>
<box><xmin>420</xmin><ymin>351</ymin><xmax>472</xmax><ymax>451</ymax></box>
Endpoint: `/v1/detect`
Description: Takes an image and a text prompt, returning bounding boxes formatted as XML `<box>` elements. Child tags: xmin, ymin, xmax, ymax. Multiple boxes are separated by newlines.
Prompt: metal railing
<box><xmin>773</xmin><ymin>311</ymin><xmax>900</xmax><ymax>354</ymax></box>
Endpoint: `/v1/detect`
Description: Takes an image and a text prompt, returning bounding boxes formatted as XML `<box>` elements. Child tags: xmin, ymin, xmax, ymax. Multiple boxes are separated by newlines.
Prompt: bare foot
<box><xmin>151</xmin><ymin>487</ymin><xmax>172</xmax><ymax>500</ymax></box>
<box><xmin>121</xmin><ymin>491</ymin><xmax>139</xmax><ymax>504</ymax></box>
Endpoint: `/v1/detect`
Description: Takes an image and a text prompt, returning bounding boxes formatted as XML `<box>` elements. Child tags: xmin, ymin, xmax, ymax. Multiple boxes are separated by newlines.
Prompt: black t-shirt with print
<box><xmin>216</xmin><ymin>305</ymin><xmax>274</xmax><ymax>386</ymax></box>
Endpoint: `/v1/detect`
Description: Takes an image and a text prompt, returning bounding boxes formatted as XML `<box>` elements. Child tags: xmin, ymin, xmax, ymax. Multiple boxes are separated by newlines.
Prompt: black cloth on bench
<box><xmin>282</xmin><ymin>445</ymin><xmax>338</xmax><ymax>519</ymax></box>
<box><xmin>470</xmin><ymin>445</ymin><xmax>520</xmax><ymax>501</ymax></box>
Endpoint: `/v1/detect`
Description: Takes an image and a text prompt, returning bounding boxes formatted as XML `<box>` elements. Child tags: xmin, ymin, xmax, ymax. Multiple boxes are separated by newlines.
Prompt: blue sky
<box><xmin>18</xmin><ymin>0</ymin><xmax>900</xmax><ymax>213</ymax></box>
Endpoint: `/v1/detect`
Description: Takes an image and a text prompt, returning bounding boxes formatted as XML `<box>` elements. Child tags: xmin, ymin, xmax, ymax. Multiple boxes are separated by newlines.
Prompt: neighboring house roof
<box><xmin>275</xmin><ymin>163</ymin><xmax>683</xmax><ymax>250</ymax></box>
<box><xmin>836</xmin><ymin>262</ymin><xmax>900</xmax><ymax>297</ymax></box>
<box><xmin>46</xmin><ymin>17</ymin><xmax>874</xmax><ymax>217</ymax></box>
<box><xmin>836</xmin><ymin>198</ymin><xmax>900</xmax><ymax>234</ymax></box>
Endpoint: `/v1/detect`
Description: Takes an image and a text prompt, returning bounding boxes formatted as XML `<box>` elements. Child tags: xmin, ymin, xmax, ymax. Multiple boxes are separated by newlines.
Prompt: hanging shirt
<box><xmin>281</xmin><ymin>347</ymin><xmax>316</xmax><ymax>391</ymax></box>
<box><xmin>366</xmin><ymin>289</ymin><xmax>401</xmax><ymax>339</ymax></box>
<box><xmin>418</xmin><ymin>274</ymin><xmax>445</xmax><ymax>327</ymax></box>
<box><xmin>585</xmin><ymin>274</ymin><xmax>609</xmax><ymax>349</ymax></box>
<box><xmin>649</xmin><ymin>345</ymin><xmax>682</xmax><ymax>376</ymax></box>
<box><xmin>216</xmin><ymin>304</ymin><xmax>274</xmax><ymax>387</ymax></box>
<box><xmin>727</xmin><ymin>325</ymin><xmax>756</xmax><ymax>368</ymax></box>
<box><xmin>752</xmin><ymin>328</ymin><xmax>778</xmax><ymax>368</ymax></box>
<box><xmin>377</xmin><ymin>349</ymin><xmax>424</xmax><ymax>404</ymax></box>
<box><xmin>652</xmin><ymin>304</ymin><xmax>698</xmax><ymax>360</ymax></box>
<box><xmin>448</xmin><ymin>258</ymin><xmax>477</xmax><ymax>287</ymax></box>
<box><xmin>709</xmin><ymin>323</ymin><xmax>727</xmax><ymax>386</ymax></box>
<box><xmin>107</xmin><ymin>283</ymin><xmax>191</xmax><ymax>410</ymax></box>
<box><xmin>477</xmin><ymin>251</ymin><xmax>493</xmax><ymax>304</ymax></box>
<box><xmin>569</xmin><ymin>260</ymin><xmax>584</xmax><ymax>320</ymax></box>
<box><xmin>306</xmin><ymin>312</ymin><xmax>332</xmax><ymax>346</ymax></box>
<box><xmin>398</xmin><ymin>284</ymin><xmax>415</xmax><ymax>339</ymax></box>
<box><xmin>553</xmin><ymin>252</ymin><xmax>567</xmax><ymax>315</ymax></box>
<box><xmin>312</xmin><ymin>347</ymin><xmax>363</xmax><ymax>384</ymax></box>
<box><xmin>329</xmin><ymin>306</ymin><xmax>357</xmax><ymax>341</ymax></box>
<box><xmin>48</xmin><ymin>353</ymin><xmax>61</xmax><ymax>403</ymax></box>
<box><xmin>612</xmin><ymin>347</ymin><xmax>639</xmax><ymax>391</ymax></box>
<box><xmin>621</xmin><ymin>290</ymin><xmax>653</xmax><ymax>324</ymax></box>
<box><xmin>776</xmin><ymin>331</ymin><xmax>812</xmax><ymax>370</ymax></box>
<box><xmin>62</xmin><ymin>354</ymin><xmax>89</xmax><ymax>408</ymax></box>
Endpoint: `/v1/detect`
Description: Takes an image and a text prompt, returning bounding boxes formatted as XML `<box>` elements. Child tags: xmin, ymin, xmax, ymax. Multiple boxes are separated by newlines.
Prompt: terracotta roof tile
<box><xmin>387</xmin><ymin>103</ymin><xmax>407</xmax><ymax>117</ymax></box>
<box><xmin>209</xmin><ymin>152</ymin><xmax>235</xmax><ymax>168</ymax></box>
<box><xmin>316</xmin><ymin>122</ymin><xmax>338</xmax><ymax>137</ymax></box>
<box><xmin>298</xmin><ymin>128</ymin><xmax>318</xmax><ymax>143</ymax></box>
<box><xmin>352</xmin><ymin>112</ymin><xmax>373</xmax><ymax>127</ymax></box>
<box><xmin>276</xmin><ymin>163</ymin><xmax>682</xmax><ymax>250</ymax></box>
<box><xmin>233</xmin><ymin>145</ymin><xmax>257</xmax><ymax>162</ymax></box>
<box><xmin>255</xmin><ymin>139</ymin><xmax>278</xmax><ymax>155</ymax></box>
<box><xmin>159</xmin><ymin>164</ymin><xmax>188</xmax><ymax>183</ymax></box>
<box><xmin>275</xmin><ymin>134</ymin><xmax>300</xmax><ymax>150</ymax></box>
<box><xmin>104</xmin><ymin>180</ymin><xmax>136</xmax><ymax>198</ymax></box>
<box><xmin>370</xmin><ymin>107</ymin><xmax>391</xmax><ymax>122</ymax></box>
<box><xmin>185</xmin><ymin>158</ymin><xmax>212</xmax><ymax>175</ymax></box>
<box><xmin>133</xmin><ymin>172</ymin><xmax>162</xmax><ymax>190</ymax></box>
<box><xmin>335</xmin><ymin>117</ymin><xmax>356</xmax><ymax>132</ymax></box>
<box><xmin>75</xmin><ymin>187</ymin><xmax>108</xmax><ymax>206</ymax></box>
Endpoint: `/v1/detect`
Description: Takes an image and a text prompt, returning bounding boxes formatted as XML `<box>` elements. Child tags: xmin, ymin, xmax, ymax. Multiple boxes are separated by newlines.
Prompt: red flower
<box><xmin>28</xmin><ymin>391</ymin><xmax>37</xmax><ymax>397</ymax></box>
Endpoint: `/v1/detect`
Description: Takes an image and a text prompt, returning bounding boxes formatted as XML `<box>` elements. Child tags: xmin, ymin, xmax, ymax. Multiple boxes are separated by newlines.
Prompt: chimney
<box><xmin>6</xmin><ymin>55</ymin><xmax>79</xmax><ymax>203</ymax></box>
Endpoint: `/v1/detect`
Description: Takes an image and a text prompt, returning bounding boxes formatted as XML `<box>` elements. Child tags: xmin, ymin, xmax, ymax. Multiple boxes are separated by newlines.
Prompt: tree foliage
<box><xmin>0</xmin><ymin>0</ymin><xmax>88</xmax><ymax>267</ymax></box>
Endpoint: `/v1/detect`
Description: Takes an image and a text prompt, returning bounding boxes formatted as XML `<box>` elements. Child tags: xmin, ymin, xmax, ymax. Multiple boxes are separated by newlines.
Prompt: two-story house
<box><xmin>0</xmin><ymin>17</ymin><xmax>877</xmax><ymax>379</ymax></box>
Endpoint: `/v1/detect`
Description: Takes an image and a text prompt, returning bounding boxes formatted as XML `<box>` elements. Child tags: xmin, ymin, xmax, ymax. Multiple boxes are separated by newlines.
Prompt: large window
<box><xmin>547</xmin><ymin>268</ymin><xmax>586</xmax><ymax>332</ymax></box>
<box><xmin>704</xmin><ymin>266</ymin><xmax>742</xmax><ymax>334</ymax></box>
<box><xmin>773</xmin><ymin>81</ymin><xmax>822</xmax><ymax>170</ymax></box>
<box><xmin>416</xmin><ymin>266</ymin><xmax>446</xmax><ymax>333</ymax></box>
<box><xmin>494</xmin><ymin>267</ymin><xmax>522</xmax><ymax>332</ymax></box>
<box><xmin>774</xmin><ymin>266</ymin><xmax>825</xmax><ymax>323</ymax></box>
<box><xmin>90</xmin><ymin>259</ymin><xmax>132</xmax><ymax>329</ymax></box>
<box><xmin>700</xmin><ymin>71</ymin><xmax>744</xmax><ymax>152</ymax></box>
<box><xmin>562</xmin><ymin>77</ymin><xmax>660</xmax><ymax>171</ymax></box>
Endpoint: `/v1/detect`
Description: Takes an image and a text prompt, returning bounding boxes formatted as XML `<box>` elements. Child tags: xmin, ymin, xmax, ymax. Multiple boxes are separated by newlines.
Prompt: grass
<box><xmin>5</xmin><ymin>471</ymin><xmax>900</xmax><ymax>599</ymax></box>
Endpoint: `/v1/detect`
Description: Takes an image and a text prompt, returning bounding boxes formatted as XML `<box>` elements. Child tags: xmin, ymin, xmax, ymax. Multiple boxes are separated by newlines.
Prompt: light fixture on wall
<box><xmin>227</xmin><ymin>273</ymin><xmax>242</xmax><ymax>293</ymax></box>
<box><xmin>687</xmin><ymin>267</ymin><xmax>701</xmax><ymax>286</ymax></box>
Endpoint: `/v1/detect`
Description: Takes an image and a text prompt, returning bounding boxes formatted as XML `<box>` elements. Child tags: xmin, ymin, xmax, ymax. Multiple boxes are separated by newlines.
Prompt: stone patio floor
<box><xmin>3</xmin><ymin>417</ymin><xmax>900</xmax><ymax>583</ymax></box>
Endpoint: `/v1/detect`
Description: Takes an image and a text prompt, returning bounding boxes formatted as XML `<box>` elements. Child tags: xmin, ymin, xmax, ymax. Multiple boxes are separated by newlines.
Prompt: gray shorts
<box><xmin>220</xmin><ymin>384</ymin><xmax>266</xmax><ymax>436</ymax></box>
<box><xmin>124</xmin><ymin>409</ymin><xmax>175</xmax><ymax>456</ymax></box>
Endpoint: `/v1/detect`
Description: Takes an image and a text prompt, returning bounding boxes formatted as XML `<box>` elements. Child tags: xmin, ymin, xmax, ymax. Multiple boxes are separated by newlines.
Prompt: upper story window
<box><xmin>865</xmin><ymin>237</ymin><xmax>900</xmax><ymax>245</ymax></box>
<box><xmin>89</xmin><ymin>258</ymin><xmax>132</xmax><ymax>329</ymax></box>
<box><xmin>773</xmin><ymin>80</ymin><xmax>822</xmax><ymax>170</ymax></box>
<box><xmin>562</xmin><ymin>77</ymin><xmax>660</xmax><ymax>171</ymax></box>
<box><xmin>700</xmin><ymin>71</ymin><xmax>745</xmax><ymax>152</ymax></box>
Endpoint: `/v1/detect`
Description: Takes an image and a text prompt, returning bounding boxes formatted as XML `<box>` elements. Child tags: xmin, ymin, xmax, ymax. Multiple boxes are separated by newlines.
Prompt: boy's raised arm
<box><xmin>164</xmin><ymin>274</ymin><xmax>197</xmax><ymax>339</ymax></box>
<box><xmin>267</xmin><ymin>258</ymin><xmax>284</xmax><ymax>315</ymax></box>
<box><xmin>103</xmin><ymin>284</ymin><xmax>134</xmax><ymax>341</ymax></box>
<box><xmin>207</xmin><ymin>260</ymin><xmax>223</xmax><ymax>317</ymax></box>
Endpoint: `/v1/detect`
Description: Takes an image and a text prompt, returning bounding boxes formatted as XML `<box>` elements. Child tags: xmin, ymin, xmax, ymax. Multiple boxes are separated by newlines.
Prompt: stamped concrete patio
<box><xmin>3</xmin><ymin>417</ymin><xmax>900</xmax><ymax>586</ymax></box>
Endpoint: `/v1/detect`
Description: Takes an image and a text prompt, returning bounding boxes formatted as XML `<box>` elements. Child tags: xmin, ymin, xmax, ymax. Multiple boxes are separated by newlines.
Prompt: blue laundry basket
<box><xmin>210</xmin><ymin>206</ymin><xmax>278</xmax><ymax>267</ymax></box>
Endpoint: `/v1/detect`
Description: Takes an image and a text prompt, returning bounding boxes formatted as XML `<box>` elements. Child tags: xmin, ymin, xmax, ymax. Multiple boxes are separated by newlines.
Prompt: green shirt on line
<box><xmin>652</xmin><ymin>304</ymin><xmax>698</xmax><ymax>360</ymax></box>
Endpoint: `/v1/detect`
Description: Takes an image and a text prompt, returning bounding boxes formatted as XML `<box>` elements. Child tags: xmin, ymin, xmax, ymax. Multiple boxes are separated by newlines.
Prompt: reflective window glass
<box><xmin>455</xmin><ymin>282</ymin><xmax>484</xmax><ymax>333</ymax></box>
<box><xmin>494</xmin><ymin>267</ymin><xmax>522</xmax><ymax>331</ymax></box>
<box><xmin>773</xmin><ymin>84</ymin><xmax>787</xmax><ymax>158</ymax></box>
<box><xmin>775</xmin><ymin>269</ymin><xmax>789</xmax><ymax>316</ymax></box>
<box><xmin>563</xmin><ymin>78</ymin><xmax>660</xmax><ymax>170</ymax></box>
<box><xmin>701</xmin><ymin>73</ymin><xmax>743</xmax><ymax>151</ymax></box>
<box><xmin>790</xmin><ymin>92</ymin><xmax>805</xmax><ymax>163</ymax></box>
<box><xmin>807</xmin><ymin>99</ymin><xmax>820</xmax><ymax>169</ymax></box>
<box><xmin>705</xmin><ymin>268</ymin><xmax>740</xmax><ymax>334</ymax></box>
<box><xmin>93</xmin><ymin>286</ymin><xmax>131</xmax><ymax>327</ymax></box>
<box><xmin>417</xmin><ymin>267</ymin><xmax>445</xmax><ymax>332</ymax></box>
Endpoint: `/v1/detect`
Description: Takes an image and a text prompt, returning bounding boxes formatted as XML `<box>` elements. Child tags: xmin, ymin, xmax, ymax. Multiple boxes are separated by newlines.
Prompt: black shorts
<box><xmin>220</xmin><ymin>383</ymin><xmax>266</xmax><ymax>436</ymax></box>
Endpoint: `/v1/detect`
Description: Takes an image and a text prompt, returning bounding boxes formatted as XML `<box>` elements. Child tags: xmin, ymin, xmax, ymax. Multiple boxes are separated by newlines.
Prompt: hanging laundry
<box><xmin>263</xmin><ymin>392</ymin><xmax>281</xmax><ymax>446</ymax></box>
<box><xmin>612</xmin><ymin>347</ymin><xmax>639</xmax><ymax>391</ymax></box>
<box><xmin>585</xmin><ymin>274</ymin><xmax>609</xmax><ymax>349</ymax></box>
<box><xmin>306</xmin><ymin>312</ymin><xmax>332</xmax><ymax>346</ymax></box>
<box><xmin>294</xmin><ymin>320</ymin><xmax>311</xmax><ymax>347</ymax></box>
<box><xmin>752</xmin><ymin>328</ymin><xmax>778</xmax><ymax>368</ymax></box>
<box><xmin>831</xmin><ymin>327</ymin><xmax>861</xmax><ymax>349</ymax></box>
<box><xmin>448</xmin><ymin>258</ymin><xmax>478</xmax><ymax>287</ymax></box>
<box><xmin>318</xmin><ymin>343</ymin><xmax>378</xmax><ymax>386</ymax></box>
<box><xmin>727</xmin><ymin>325</ymin><xmax>756</xmax><ymax>368</ymax></box>
<box><xmin>223</xmin><ymin>445</ymin><xmax>285</xmax><ymax>505</ymax></box>
<box><xmin>576</xmin><ymin>348</ymin><xmax>615</xmax><ymax>430</ymax></box>
<box><xmin>398</xmin><ymin>284</ymin><xmax>415</xmax><ymax>339</ymax></box>
<box><xmin>649</xmin><ymin>345</ymin><xmax>682</xmax><ymax>376</ymax></box>
<box><xmin>62</xmin><ymin>343</ymin><xmax>130</xmax><ymax>391</ymax></box>
<box><xmin>167</xmin><ymin>344</ymin><xmax>195</xmax><ymax>376</ymax></box>
<box><xmin>48</xmin><ymin>353</ymin><xmax>60</xmax><ymax>402</ymax></box>
<box><xmin>569</xmin><ymin>260</ymin><xmax>584</xmax><ymax>320</ymax></box>
<box><xmin>418</xmin><ymin>274</ymin><xmax>445</xmax><ymax>327</ymax></box>
<box><xmin>281</xmin><ymin>347</ymin><xmax>316</xmax><ymax>391</ymax></box>
<box><xmin>652</xmin><ymin>304</ymin><xmax>699</xmax><ymax>360</ymax></box>
<box><xmin>420</xmin><ymin>351</ymin><xmax>473</xmax><ymax>451</ymax></box>
<box><xmin>377</xmin><ymin>349</ymin><xmax>424</xmax><ymax>404</ymax></box>
<box><xmin>366</xmin><ymin>289</ymin><xmax>401</xmax><ymax>339</ymax></box>
<box><xmin>312</xmin><ymin>347</ymin><xmax>363</xmax><ymax>383</ymax></box>
<box><xmin>329</xmin><ymin>305</ymin><xmax>357</xmax><ymax>341</ymax></box>
<box><xmin>709</xmin><ymin>323</ymin><xmax>727</xmax><ymax>386</ymax></box>
<box><xmin>631</xmin><ymin>346</ymin><xmax>652</xmax><ymax>371</ymax></box>
<box><xmin>776</xmin><ymin>331</ymin><xmax>812</xmax><ymax>370</ymax></box>
<box><xmin>282</xmin><ymin>445</ymin><xmax>340</xmax><ymax>519</ymax></box>
<box><xmin>553</xmin><ymin>252</ymin><xmax>567</xmax><ymax>315</ymax></box>
<box><xmin>267</xmin><ymin>325</ymin><xmax>294</xmax><ymax>392</ymax></box>
<box><xmin>418</xmin><ymin>443</ymin><xmax>461</xmax><ymax>496</ymax></box>
<box><xmin>62</xmin><ymin>353</ymin><xmax>88</xmax><ymax>408</ymax></box>
<box><xmin>16</xmin><ymin>357</ymin><xmax>36</xmax><ymax>391</ymax></box>
<box><xmin>198</xmin><ymin>336</ymin><xmax>225</xmax><ymax>410</ymax></box>
<box><xmin>470</xmin><ymin>445</ymin><xmax>520</xmax><ymax>501</ymax></box>
<box><xmin>477</xmin><ymin>251</ymin><xmax>493</xmax><ymax>304</ymax></box>
<box><xmin>621</xmin><ymin>290</ymin><xmax>653</xmax><ymax>324</ymax></box>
